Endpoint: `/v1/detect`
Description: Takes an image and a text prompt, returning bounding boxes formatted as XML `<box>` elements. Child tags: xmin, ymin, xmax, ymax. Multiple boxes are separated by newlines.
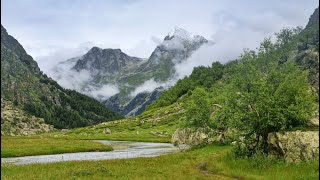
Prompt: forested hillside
<box><xmin>1</xmin><ymin>25</ymin><xmax>122</xmax><ymax>130</ymax></box>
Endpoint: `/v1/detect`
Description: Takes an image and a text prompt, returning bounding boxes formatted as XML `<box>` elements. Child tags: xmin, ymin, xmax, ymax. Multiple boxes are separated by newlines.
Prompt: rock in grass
<box><xmin>268</xmin><ymin>130</ymin><xmax>319</xmax><ymax>162</ymax></box>
<box><xmin>172</xmin><ymin>128</ymin><xmax>214</xmax><ymax>146</ymax></box>
<box><xmin>308</xmin><ymin>117</ymin><xmax>319</xmax><ymax>127</ymax></box>
<box><xmin>104</xmin><ymin>128</ymin><xmax>111</xmax><ymax>134</ymax></box>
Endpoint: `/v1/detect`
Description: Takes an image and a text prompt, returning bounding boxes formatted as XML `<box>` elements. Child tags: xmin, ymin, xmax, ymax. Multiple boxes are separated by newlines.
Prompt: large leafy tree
<box><xmin>184</xmin><ymin>87</ymin><xmax>211</xmax><ymax>128</ymax></box>
<box><xmin>216</xmin><ymin>39</ymin><xmax>315</xmax><ymax>154</ymax></box>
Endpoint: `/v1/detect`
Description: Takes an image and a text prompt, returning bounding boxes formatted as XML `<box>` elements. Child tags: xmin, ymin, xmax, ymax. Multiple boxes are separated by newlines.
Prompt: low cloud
<box><xmin>52</xmin><ymin>64</ymin><xmax>120</xmax><ymax>101</ymax></box>
<box><xmin>173</xmin><ymin>24</ymin><xmax>274</xmax><ymax>80</ymax></box>
<box><xmin>52</xmin><ymin>67</ymin><xmax>92</xmax><ymax>91</ymax></box>
<box><xmin>130</xmin><ymin>78</ymin><xmax>165</xmax><ymax>96</ymax></box>
<box><xmin>129</xmin><ymin>34</ymin><xmax>244</xmax><ymax>96</ymax></box>
<box><xmin>36</xmin><ymin>41</ymin><xmax>95</xmax><ymax>74</ymax></box>
<box><xmin>174</xmin><ymin>42</ymin><xmax>217</xmax><ymax>79</ymax></box>
<box><xmin>129</xmin><ymin>78</ymin><xmax>178</xmax><ymax>97</ymax></box>
<box><xmin>38</xmin><ymin>42</ymin><xmax>121</xmax><ymax>101</ymax></box>
<box><xmin>82</xmin><ymin>84</ymin><xmax>120</xmax><ymax>101</ymax></box>
<box><xmin>151</xmin><ymin>36</ymin><xmax>162</xmax><ymax>45</ymax></box>
<box><xmin>162</xmin><ymin>37</ymin><xmax>185</xmax><ymax>51</ymax></box>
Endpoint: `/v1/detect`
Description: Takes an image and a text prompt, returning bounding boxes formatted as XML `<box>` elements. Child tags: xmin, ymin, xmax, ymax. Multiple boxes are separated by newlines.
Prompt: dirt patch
<box><xmin>197</xmin><ymin>162</ymin><xmax>242</xmax><ymax>180</ymax></box>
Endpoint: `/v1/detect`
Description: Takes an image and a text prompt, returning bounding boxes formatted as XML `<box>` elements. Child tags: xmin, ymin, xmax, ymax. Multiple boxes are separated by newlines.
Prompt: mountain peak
<box><xmin>164</xmin><ymin>27</ymin><xmax>207</xmax><ymax>44</ymax></box>
<box><xmin>72</xmin><ymin>46</ymin><xmax>142</xmax><ymax>73</ymax></box>
<box><xmin>88</xmin><ymin>46</ymin><xmax>103</xmax><ymax>53</ymax></box>
<box><xmin>88</xmin><ymin>46</ymin><xmax>123</xmax><ymax>54</ymax></box>
<box><xmin>167</xmin><ymin>27</ymin><xmax>192</xmax><ymax>40</ymax></box>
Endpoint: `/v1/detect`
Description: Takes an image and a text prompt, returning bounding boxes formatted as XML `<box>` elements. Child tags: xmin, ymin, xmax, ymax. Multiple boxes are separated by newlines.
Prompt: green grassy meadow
<box><xmin>1</xmin><ymin>136</ymin><xmax>113</xmax><ymax>158</ymax></box>
<box><xmin>1</xmin><ymin>145</ymin><xmax>318</xmax><ymax>180</ymax></box>
<box><xmin>32</xmin><ymin>104</ymin><xmax>183</xmax><ymax>143</ymax></box>
<box><xmin>1</xmin><ymin>103</ymin><xmax>319</xmax><ymax>179</ymax></box>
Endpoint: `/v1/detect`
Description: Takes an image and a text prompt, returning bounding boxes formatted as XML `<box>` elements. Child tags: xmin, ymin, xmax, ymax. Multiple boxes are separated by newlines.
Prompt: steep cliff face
<box><xmin>295</xmin><ymin>7</ymin><xmax>319</xmax><ymax>91</ymax></box>
<box><xmin>51</xmin><ymin>27</ymin><xmax>209</xmax><ymax>117</ymax></box>
<box><xmin>1</xmin><ymin>25</ymin><xmax>122</xmax><ymax>130</ymax></box>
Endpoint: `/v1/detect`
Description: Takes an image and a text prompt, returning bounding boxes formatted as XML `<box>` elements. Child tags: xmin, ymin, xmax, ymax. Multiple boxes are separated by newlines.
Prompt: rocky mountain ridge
<box><xmin>51</xmin><ymin>27</ymin><xmax>209</xmax><ymax>117</ymax></box>
<box><xmin>73</xmin><ymin>47</ymin><xmax>143</xmax><ymax>75</ymax></box>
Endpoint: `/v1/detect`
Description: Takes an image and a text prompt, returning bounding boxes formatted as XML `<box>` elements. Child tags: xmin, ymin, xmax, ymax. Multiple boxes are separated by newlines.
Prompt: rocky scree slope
<box><xmin>1</xmin><ymin>98</ymin><xmax>54</xmax><ymax>136</ymax></box>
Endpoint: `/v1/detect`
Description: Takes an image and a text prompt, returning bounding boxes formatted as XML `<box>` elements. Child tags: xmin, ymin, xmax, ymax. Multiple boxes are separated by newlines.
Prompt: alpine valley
<box><xmin>1</xmin><ymin>4</ymin><xmax>319</xmax><ymax>180</ymax></box>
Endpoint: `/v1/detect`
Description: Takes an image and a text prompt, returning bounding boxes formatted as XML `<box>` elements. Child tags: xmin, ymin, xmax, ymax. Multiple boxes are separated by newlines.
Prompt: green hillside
<box><xmin>1</xmin><ymin>25</ymin><xmax>123</xmax><ymax>130</ymax></box>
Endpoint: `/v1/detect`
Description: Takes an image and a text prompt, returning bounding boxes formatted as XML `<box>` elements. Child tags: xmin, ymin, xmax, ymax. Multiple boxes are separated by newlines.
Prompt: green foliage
<box><xmin>147</xmin><ymin>62</ymin><xmax>224</xmax><ymax>110</ymax></box>
<box><xmin>20</xmin><ymin>87</ymin><xmax>123</xmax><ymax>129</ymax></box>
<box><xmin>183</xmin><ymin>87</ymin><xmax>211</xmax><ymax>128</ymax></box>
<box><xmin>215</xmin><ymin>36</ymin><xmax>315</xmax><ymax>155</ymax></box>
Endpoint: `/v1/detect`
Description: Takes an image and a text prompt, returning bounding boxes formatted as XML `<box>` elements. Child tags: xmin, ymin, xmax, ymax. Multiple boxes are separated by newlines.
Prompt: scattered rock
<box><xmin>172</xmin><ymin>128</ymin><xmax>216</xmax><ymax>146</ymax></box>
<box><xmin>268</xmin><ymin>130</ymin><xmax>319</xmax><ymax>162</ymax></box>
<box><xmin>308</xmin><ymin>117</ymin><xmax>319</xmax><ymax>127</ymax></box>
<box><xmin>61</xmin><ymin>129</ymin><xmax>69</xmax><ymax>133</ymax></box>
<box><xmin>1</xmin><ymin>99</ymin><xmax>54</xmax><ymax>136</ymax></box>
<box><xmin>176</xmin><ymin>144</ymin><xmax>191</xmax><ymax>151</ymax></box>
<box><xmin>151</xmin><ymin>131</ymin><xmax>169</xmax><ymax>137</ymax></box>
<box><xmin>218</xmin><ymin>128</ymin><xmax>240</xmax><ymax>143</ymax></box>
<box><xmin>104</xmin><ymin>128</ymin><xmax>111</xmax><ymax>134</ymax></box>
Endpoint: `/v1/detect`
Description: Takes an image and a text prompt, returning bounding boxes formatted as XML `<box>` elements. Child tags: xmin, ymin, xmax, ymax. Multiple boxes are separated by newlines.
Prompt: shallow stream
<box><xmin>1</xmin><ymin>140</ymin><xmax>178</xmax><ymax>165</ymax></box>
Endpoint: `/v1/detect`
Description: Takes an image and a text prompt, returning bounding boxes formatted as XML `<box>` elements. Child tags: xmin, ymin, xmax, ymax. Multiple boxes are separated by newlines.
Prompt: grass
<box><xmin>1</xmin><ymin>145</ymin><xmax>318</xmax><ymax>180</ymax></box>
<box><xmin>1</xmin><ymin>136</ymin><xmax>113</xmax><ymax>158</ymax></box>
<box><xmin>32</xmin><ymin>103</ymin><xmax>184</xmax><ymax>143</ymax></box>
<box><xmin>1</xmin><ymin>101</ymin><xmax>318</xmax><ymax>179</ymax></box>
<box><xmin>212</xmin><ymin>151</ymin><xmax>319</xmax><ymax>180</ymax></box>
<box><xmin>1</xmin><ymin>103</ymin><xmax>183</xmax><ymax>158</ymax></box>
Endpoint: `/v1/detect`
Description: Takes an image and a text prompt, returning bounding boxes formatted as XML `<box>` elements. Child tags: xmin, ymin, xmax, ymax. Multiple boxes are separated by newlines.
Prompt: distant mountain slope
<box><xmin>148</xmin><ymin>7</ymin><xmax>319</xmax><ymax>111</ymax></box>
<box><xmin>51</xmin><ymin>27</ymin><xmax>209</xmax><ymax>117</ymax></box>
<box><xmin>73</xmin><ymin>47</ymin><xmax>143</xmax><ymax>74</ymax></box>
<box><xmin>1</xmin><ymin>25</ymin><xmax>122</xmax><ymax>129</ymax></box>
<box><xmin>295</xmin><ymin>7</ymin><xmax>319</xmax><ymax>90</ymax></box>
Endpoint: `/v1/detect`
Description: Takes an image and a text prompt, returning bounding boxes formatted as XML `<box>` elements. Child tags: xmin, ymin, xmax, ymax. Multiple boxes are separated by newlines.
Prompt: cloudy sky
<box><xmin>1</xmin><ymin>0</ymin><xmax>318</xmax><ymax>68</ymax></box>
